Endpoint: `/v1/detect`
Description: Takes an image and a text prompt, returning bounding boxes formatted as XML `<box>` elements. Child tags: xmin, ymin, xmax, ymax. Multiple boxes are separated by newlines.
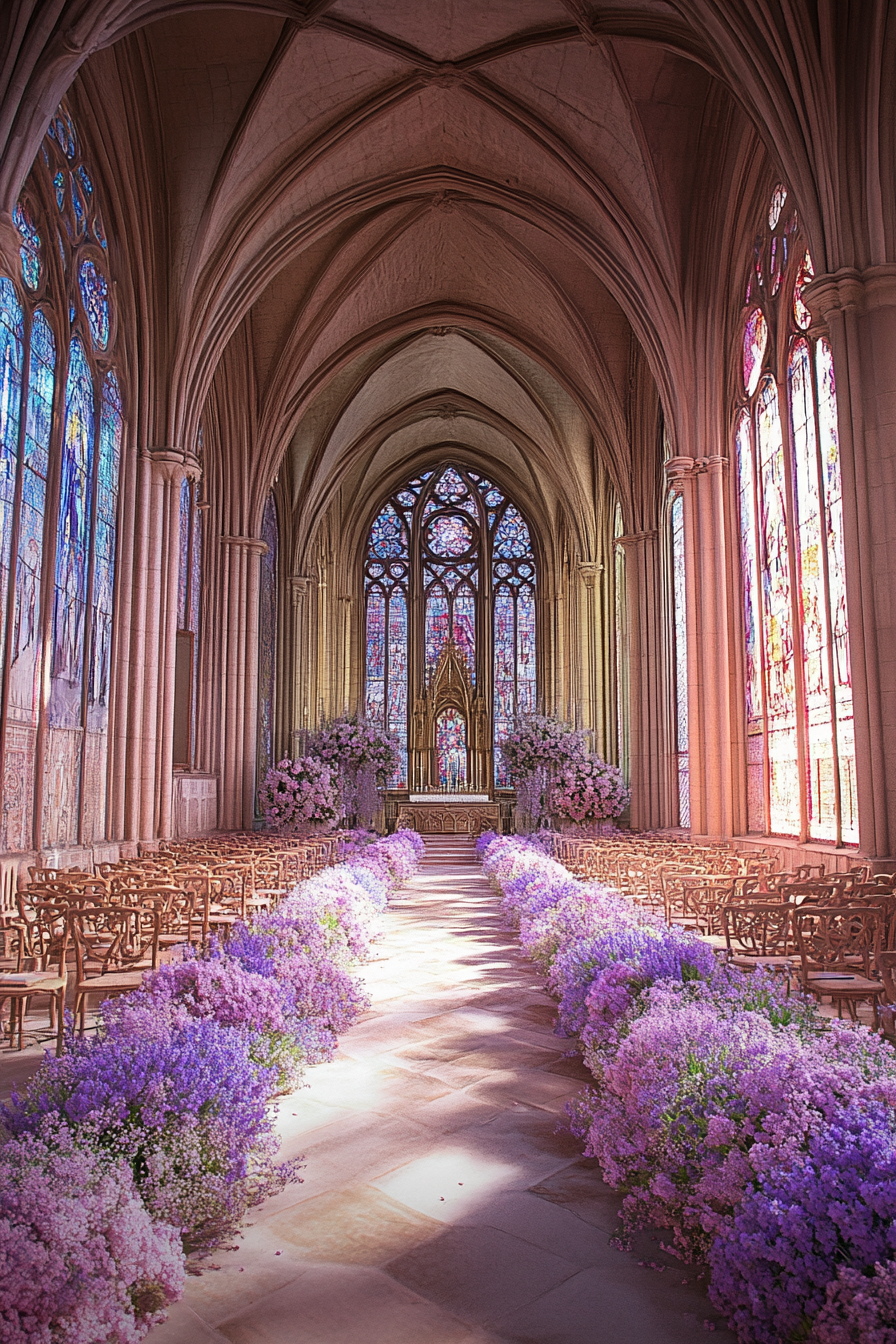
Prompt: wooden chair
<box><xmin>0</xmin><ymin>902</ymin><xmax>68</xmax><ymax>1053</ymax></box>
<box><xmin>69</xmin><ymin>904</ymin><xmax>161</xmax><ymax>1031</ymax></box>
<box><xmin>678</xmin><ymin>876</ymin><xmax>735</xmax><ymax>938</ymax></box>
<box><xmin>722</xmin><ymin>901</ymin><xmax>796</xmax><ymax>974</ymax></box>
<box><xmin>791</xmin><ymin>904</ymin><xmax>887</xmax><ymax>1023</ymax></box>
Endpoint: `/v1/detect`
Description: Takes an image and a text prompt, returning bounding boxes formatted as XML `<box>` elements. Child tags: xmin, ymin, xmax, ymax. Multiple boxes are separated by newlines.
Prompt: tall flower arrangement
<box><xmin>497</xmin><ymin>713</ymin><xmax>588</xmax><ymax>829</ymax></box>
<box><xmin>258</xmin><ymin>755</ymin><xmax>340</xmax><ymax>833</ymax></box>
<box><xmin>308</xmin><ymin>716</ymin><xmax>399</xmax><ymax>826</ymax></box>
<box><xmin>550</xmin><ymin>754</ymin><xmax>630</xmax><ymax>827</ymax></box>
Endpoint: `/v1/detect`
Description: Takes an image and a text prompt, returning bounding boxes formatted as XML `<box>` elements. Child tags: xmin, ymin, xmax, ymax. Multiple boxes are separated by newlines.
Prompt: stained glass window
<box><xmin>10</xmin><ymin>308</ymin><xmax>54</xmax><ymax>725</ymax></box>
<box><xmin>0</xmin><ymin>280</ymin><xmax>23</xmax><ymax>693</ymax></box>
<box><xmin>670</xmin><ymin>494</ymin><xmax>690</xmax><ymax>827</ymax></box>
<box><xmin>816</xmin><ymin>339</ymin><xmax>857</xmax><ymax>840</ymax></box>
<box><xmin>363</xmin><ymin>463</ymin><xmax>537</xmax><ymax>792</ymax></box>
<box><xmin>178</xmin><ymin>477</ymin><xmax>190</xmax><ymax>628</ymax></box>
<box><xmin>437</xmin><ymin>709</ymin><xmax>467</xmax><ymax>789</ymax></box>
<box><xmin>734</xmin><ymin>186</ymin><xmax>855</xmax><ymax>844</ymax></box>
<box><xmin>743</xmin><ymin>307</ymin><xmax>768</xmax><ymax>396</ymax></box>
<box><xmin>174</xmin><ymin>468</ymin><xmax>204</xmax><ymax>769</ymax></box>
<box><xmin>736</xmin><ymin>408</ymin><xmax>765</xmax><ymax>831</ymax></box>
<box><xmin>387</xmin><ymin>590</ymin><xmax>408</xmax><ymax>786</ymax></box>
<box><xmin>426</xmin><ymin>513</ymin><xmax>473</xmax><ymax>557</ymax></box>
<box><xmin>86</xmin><ymin>371</ymin><xmax>121</xmax><ymax>730</ymax></box>
<box><xmin>49</xmin><ymin>335</ymin><xmax>93</xmax><ymax>729</ymax></box>
<box><xmin>0</xmin><ymin>99</ymin><xmax>122</xmax><ymax>850</ymax></box>
<box><xmin>13</xmin><ymin>205</ymin><xmax>41</xmax><ymax>291</ymax></box>
<box><xmin>365</xmin><ymin>588</ymin><xmax>386</xmax><ymax>723</ymax></box>
<box><xmin>78</xmin><ymin>259</ymin><xmax>109</xmax><ymax>351</ymax></box>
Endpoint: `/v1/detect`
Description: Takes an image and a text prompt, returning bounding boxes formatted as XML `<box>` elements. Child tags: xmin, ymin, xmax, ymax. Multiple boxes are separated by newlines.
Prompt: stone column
<box><xmin>806</xmin><ymin>265</ymin><xmax>896</xmax><ymax>857</ymax></box>
<box><xmin>577</xmin><ymin>561</ymin><xmax>611</xmax><ymax>758</ymax></box>
<box><xmin>615</xmin><ymin>528</ymin><xmax>672</xmax><ymax>831</ymax></box>
<box><xmin>219</xmin><ymin>535</ymin><xmax>267</xmax><ymax>830</ymax></box>
<box><xmin>157</xmin><ymin>449</ymin><xmax>201</xmax><ymax>839</ymax></box>
<box><xmin>126</xmin><ymin>447</ymin><xmax>187</xmax><ymax>842</ymax></box>
<box><xmin>338</xmin><ymin>595</ymin><xmax>354</xmax><ymax>714</ymax></box>
<box><xmin>583</xmin><ymin>559</ymin><xmax>601</xmax><ymax>752</ymax></box>
<box><xmin>289</xmin><ymin>575</ymin><xmax>314</xmax><ymax>754</ymax></box>
<box><xmin>666</xmin><ymin>454</ymin><xmax>735</xmax><ymax>840</ymax></box>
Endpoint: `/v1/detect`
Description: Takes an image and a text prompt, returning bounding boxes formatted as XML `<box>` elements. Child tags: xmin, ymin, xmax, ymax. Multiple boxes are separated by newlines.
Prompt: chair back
<box><xmin>68</xmin><ymin>904</ymin><xmax>161</xmax><ymax>980</ymax></box>
<box><xmin>791</xmin><ymin>904</ymin><xmax>886</xmax><ymax>981</ymax></box>
<box><xmin>17</xmin><ymin>901</ymin><xmax>69</xmax><ymax>970</ymax></box>
<box><xmin>723</xmin><ymin>902</ymin><xmax>794</xmax><ymax>956</ymax></box>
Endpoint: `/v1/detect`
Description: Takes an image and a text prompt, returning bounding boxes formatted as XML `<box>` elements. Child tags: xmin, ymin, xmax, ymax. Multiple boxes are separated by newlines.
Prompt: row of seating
<box><xmin>0</xmin><ymin>832</ymin><xmax>343</xmax><ymax>1051</ymax></box>
<box><xmin>548</xmin><ymin>832</ymin><xmax>896</xmax><ymax>1030</ymax></box>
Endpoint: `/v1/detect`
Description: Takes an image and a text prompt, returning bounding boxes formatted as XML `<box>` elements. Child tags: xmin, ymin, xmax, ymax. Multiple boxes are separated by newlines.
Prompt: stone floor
<box><xmin>140</xmin><ymin>835</ymin><xmax>734</xmax><ymax>1344</ymax></box>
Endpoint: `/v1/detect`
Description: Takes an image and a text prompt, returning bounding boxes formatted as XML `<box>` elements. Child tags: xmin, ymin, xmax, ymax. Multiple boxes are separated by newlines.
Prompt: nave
<box><xmin>144</xmin><ymin>835</ymin><xmax>732</xmax><ymax>1344</ymax></box>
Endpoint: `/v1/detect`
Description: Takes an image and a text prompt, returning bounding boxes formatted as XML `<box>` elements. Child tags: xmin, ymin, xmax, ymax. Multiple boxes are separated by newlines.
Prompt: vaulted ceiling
<box><xmin>8</xmin><ymin>0</ymin><xmax>876</xmax><ymax>544</ymax></box>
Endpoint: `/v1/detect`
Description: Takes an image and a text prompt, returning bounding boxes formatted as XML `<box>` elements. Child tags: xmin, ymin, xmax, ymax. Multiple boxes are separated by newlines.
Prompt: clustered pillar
<box><xmin>218</xmin><ymin>535</ymin><xmax>268</xmax><ymax>830</ymax></box>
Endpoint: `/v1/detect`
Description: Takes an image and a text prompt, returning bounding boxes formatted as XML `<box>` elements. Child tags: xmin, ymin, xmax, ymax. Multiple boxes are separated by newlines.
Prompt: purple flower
<box><xmin>710</xmin><ymin>1102</ymin><xmax>896</xmax><ymax>1343</ymax></box>
<box><xmin>0</xmin><ymin>1120</ymin><xmax>184</xmax><ymax>1343</ymax></box>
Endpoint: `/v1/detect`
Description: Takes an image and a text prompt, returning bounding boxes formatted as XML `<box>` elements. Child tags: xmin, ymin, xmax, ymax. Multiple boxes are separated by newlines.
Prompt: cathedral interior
<box><xmin>4</xmin><ymin>0</ymin><xmax>895</xmax><ymax>874</ymax></box>
<box><xmin>5</xmin><ymin>5</ymin><xmax>896</xmax><ymax>1344</ymax></box>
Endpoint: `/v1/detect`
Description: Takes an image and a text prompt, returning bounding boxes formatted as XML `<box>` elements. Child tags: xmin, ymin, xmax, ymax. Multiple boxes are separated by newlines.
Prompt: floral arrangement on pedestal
<box><xmin>258</xmin><ymin>755</ymin><xmax>340</xmax><ymax>833</ymax></box>
<box><xmin>308</xmin><ymin>716</ymin><xmax>399</xmax><ymax>827</ymax></box>
<box><xmin>550</xmin><ymin>754</ymin><xmax>630</xmax><ymax>829</ymax></box>
<box><xmin>497</xmin><ymin>713</ymin><xmax>589</xmax><ymax>830</ymax></box>
<box><xmin>0</xmin><ymin>828</ymin><xmax>424</xmax><ymax>1341</ymax></box>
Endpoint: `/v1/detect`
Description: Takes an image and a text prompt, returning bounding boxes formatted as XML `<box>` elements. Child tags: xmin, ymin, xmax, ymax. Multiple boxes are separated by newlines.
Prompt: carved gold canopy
<box><xmin>410</xmin><ymin>640</ymin><xmax>490</xmax><ymax>792</ymax></box>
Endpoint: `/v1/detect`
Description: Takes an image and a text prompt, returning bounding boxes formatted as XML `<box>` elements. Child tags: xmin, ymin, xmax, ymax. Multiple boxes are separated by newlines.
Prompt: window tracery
<box><xmin>363</xmin><ymin>464</ymin><xmax>537</xmax><ymax>792</ymax></box>
<box><xmin>734</xmin><ymin>186</ymin><xmax>856</xmax><ymax>843</ymax></box>
<box><xmin>0</xmin><ymin>101</ymin><xmax>121</xmax><ymax>849</ymax></box>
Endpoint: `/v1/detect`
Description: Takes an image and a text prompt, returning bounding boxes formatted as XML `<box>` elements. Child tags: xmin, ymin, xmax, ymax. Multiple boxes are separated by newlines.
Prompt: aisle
<box><xmin>149</xmin><ymin>836</ymin><xmax>733</xmax><ymax>1344</ymax></box>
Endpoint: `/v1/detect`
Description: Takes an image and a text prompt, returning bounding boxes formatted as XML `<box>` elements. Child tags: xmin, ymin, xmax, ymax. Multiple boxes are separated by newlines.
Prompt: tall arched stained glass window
<box><xmin>0</xmin><ymin>281</ymin><xmax>24</xmax><ymax>693</ymax></box>
<box><xmin>493</xmin><ymin>502</ymin><xmax>537</xmax><ymax>787</ymax></box>
<box><xmin>365</xmin><ymin>500</ymin><xmax>410</xmax><ymax>786</ymax></box>
<box><xmin>363</xmin><ymin>464</ymin><xmax>537</xmax><ymax>793</ymax></box>
<box><xmin>734</xmin><ymin>186</ymin><xmax>856</xmax><ymax>843</ymax></box>
<box><xmin>0</xmin><ymin>100</ymin><xmax>122</xmax><ymax>852</ymax></box>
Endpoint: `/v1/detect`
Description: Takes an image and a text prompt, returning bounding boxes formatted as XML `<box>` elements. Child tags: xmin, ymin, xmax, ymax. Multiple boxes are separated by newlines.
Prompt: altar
<box><xmin>396</xmin><ymin>796</ymin><xmax>501</xmax><ymax>835</ymax></box>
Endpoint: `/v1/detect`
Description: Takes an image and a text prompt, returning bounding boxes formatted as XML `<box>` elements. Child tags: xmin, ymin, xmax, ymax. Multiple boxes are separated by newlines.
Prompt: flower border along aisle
<box><xmin>0</xmin><ymin>829</ymin><xmax>425</xmax><ymax>1344</ymax></box>
<box><xmin>477</xmin><ymin>832</ymin><xmax>896</xmax><ymax>1344</ymax></box>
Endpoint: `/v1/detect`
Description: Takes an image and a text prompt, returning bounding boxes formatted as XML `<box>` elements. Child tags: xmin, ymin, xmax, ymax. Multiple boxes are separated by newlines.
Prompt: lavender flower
<box><xmin>710</xmin><ymin>1102</ymin><xmax>896</xmax><ymax>1343</ymax></box>
<box><xmin>6</xmin><ymin>1019</ymin><xmax>297</xmax><ymax>1256</ymax></box>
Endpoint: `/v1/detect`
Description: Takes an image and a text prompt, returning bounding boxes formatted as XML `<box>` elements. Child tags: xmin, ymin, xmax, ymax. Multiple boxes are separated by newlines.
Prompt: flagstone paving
<box><xmin>138</xmin><ymin>835</ymin><xmax>736</xmax><ymax>1344</ymax></box>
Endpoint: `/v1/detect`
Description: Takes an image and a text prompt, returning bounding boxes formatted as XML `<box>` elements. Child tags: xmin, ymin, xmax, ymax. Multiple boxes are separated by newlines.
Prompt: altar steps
<box><xmin>419</xmin><ymin>834</ymin><xmax>477</xmax><ymax>866</ymax></box>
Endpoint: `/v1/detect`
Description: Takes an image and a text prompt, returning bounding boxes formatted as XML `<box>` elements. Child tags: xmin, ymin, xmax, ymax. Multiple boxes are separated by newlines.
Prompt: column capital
<box><xmin>220</xmin><ymin>534</ymin><xmax>268</xmax><ymax>556</ymax></box>
<box><xmin>290</xmin><ymin>574</ymin><xmax>315</xmax><ymax>607</ymax></box>
<box><xmin>140</xmin><ymin>445</ymin><xmax>190</xmax><ymax>484</ymax></box>
<box><xmin>183</xmin><ymin>448</ymin><xmax>202</xmax><ymax>484</ymax></box>
<box><xmin>805</xmin><ymin>264</ymin><xmax>896</xmax><ymax>323</ymax></box>
<box><xmin>577</xmin><ymin>561</ymin><xmax>603</xmax><ymax>589</ymax></box>
<box><xmin>615</xmin><ymin>529</ymin><xmax>658</xmax><ymax>551</ymax></box>
<box><xmin>701</xmin><ymin>454</ymin><xmax>728</xmax><ymax>477</ymax></box>
<box><xmin>664</xmin><ymin>455</ymin><xmax>727</xmax><ymax>486</ymax></box>
<box><xmin>665</xmin><ymin>455</ymin><xmax>697</xmax><ymax>484</ymax></box>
